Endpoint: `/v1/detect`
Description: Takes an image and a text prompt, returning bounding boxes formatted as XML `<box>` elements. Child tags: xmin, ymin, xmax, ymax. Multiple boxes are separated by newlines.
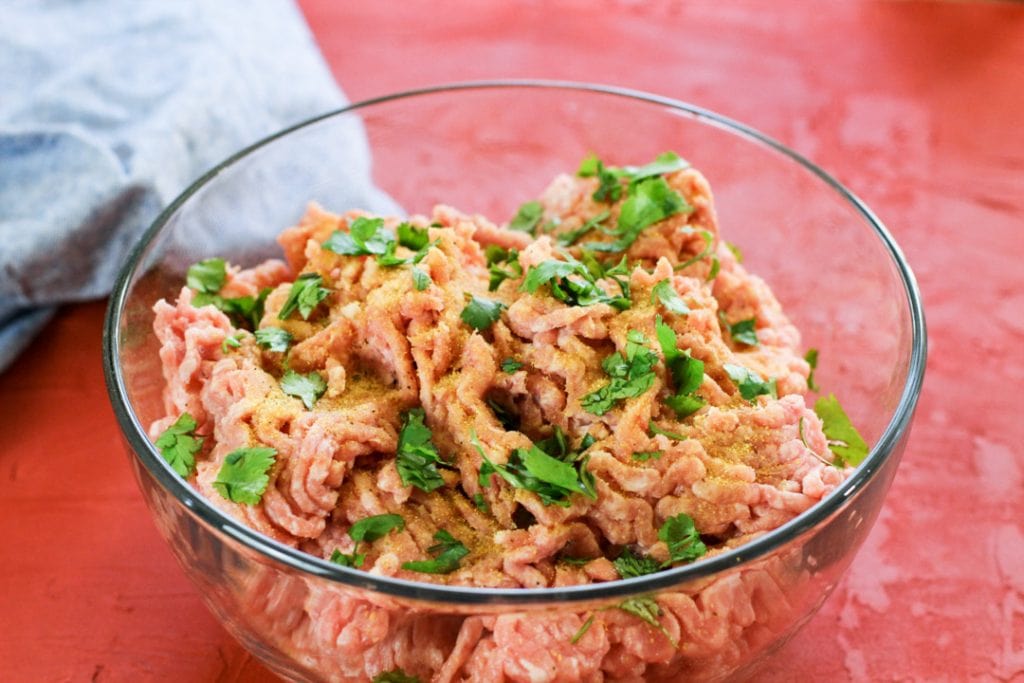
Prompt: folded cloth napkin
<box><xmin>0</xmin><ymin>0</ymin><xmax>362</xmax><ymax>371</ymax></box>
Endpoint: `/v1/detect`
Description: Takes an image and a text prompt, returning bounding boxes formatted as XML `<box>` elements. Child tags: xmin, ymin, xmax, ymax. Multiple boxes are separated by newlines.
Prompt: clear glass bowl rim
<box><xmin>102</xmin><ymin>79</ymin><xmax>927</xmax><ymax>606</ymax></box>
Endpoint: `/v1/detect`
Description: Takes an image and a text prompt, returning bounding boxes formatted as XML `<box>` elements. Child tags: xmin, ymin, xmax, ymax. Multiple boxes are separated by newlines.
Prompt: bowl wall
<box><xmin>107</xmin><ymin>83</ymin><xmax>924</xmax><ymax>682</ymax></box>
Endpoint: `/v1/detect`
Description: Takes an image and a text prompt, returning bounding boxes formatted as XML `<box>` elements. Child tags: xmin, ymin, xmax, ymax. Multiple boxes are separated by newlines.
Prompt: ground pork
<box><xmin>150</xmin><ymin>156</ymin><xmax>852</xmax><ymax>681</ymax></box>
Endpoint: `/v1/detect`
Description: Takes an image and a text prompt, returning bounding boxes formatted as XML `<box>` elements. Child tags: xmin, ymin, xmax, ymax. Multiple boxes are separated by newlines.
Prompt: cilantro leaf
<box><xmin>648</xmin><ymin>421</ymin><xmax>687</xmax><ymax>440</ymax></box>
<box><xmin>814</xmin><ymin>393</ymin><xmax>869</xmax><ymax>467</ymax></box>
<box><xmin>280</xmin><ymin>369</ymin><xmax>327</xmax><ymax>410</ymax></box>
<box><xmin>571</xmin><ymin>614</ymin><xmax>596</xmax><ymax>644</ymax></box>
<box><xmin>473</xmin><ymin>433</ymin><xmax>596</xmax><ymax>507</ymax></box>
<box><xmin>659</xmin><ymin>513</ymin><xmax>707</xmax><ymax>565</ymax></box>
<box><xmin>707</xmin><ymin>256</ymin><xmax>721</xmax><ymax>281</ymax></box>
<box><xmin>581</xmin><ymin>330</ymin><xmax>658</xmax><ymax>415</ymax></box>
<box><xmin>411</xmin><ymin>267</ymin><xmax>431</xmax><ymax>291</ymax></box>
<box><xmin>329</xmin><ymin>547</ymin><xmax>365</xmax><ymax>568</ymax></box>
<box><xmin>509</xmin><ymin>201</ymin><xmax>544</xmax><ymax>234</ymax></box>
<box><xmin>372</xmin><ymin>670</ymin><xmax>421</xmax><ymax>683</ymax></box>
<box><xmin>625</xmin><ymin>151</ymin><xmax>690</xmax><ymax>181</ymax></box>
<box><xmin>332</xmin><ymin>513</ymin><xmax>406</xmax><ymax>568</ymax></box>
<box><xmin>724</xmin><ymin>363</ymin><xmax>777</xmax><ymax>402</ymax></box>
<box><xmin>278</xmin><ymin>273</ymin><xmax>330</xmax><ymax>320</ymax></box>
<box><xmin>396</xmin><ymin>408</ymin><xmax>446</xmax><ymax>492</ymax></box>
<box><xmin>254</xmin><ymin>327</ymin><xmax>292</xmax><ymax>353</ymax></box>
<box><xmin>521</xmin><ymin>254</ymin><xmax>630</xmax><ymax>310</ymax></box>
<box><xmin>558</xmin><ymin>211</ymin><xmax>610</xmax><ymax>247</ymax></box>
<box><xmin>805</xmin><ymin>348</ymin><xmax>819</xmax><ymax>391</ymax></box>
<box><xmin>655</xmin><ymin>316</ymin><xmax>706</xmax><ymax>418</ymax></box>
<box><xmin>187</xmin><ymin>258</ymin><xmax>227</xmax><ymax>294</ymax></box>
<box><xmin>397</xmin><ymin>222</ymin><xmax>430</xmax><ymax>251</ymax></box>
<box><xmin>618</xmin><ymin>597</ymin><xmax>678</xmax><ymax>649</ymax></box>
<box><xmin>613</xmin><ymin>548</ymin><xmax>662</xmax><ymax>578</ymax></box>
<box><xmin>500</xmin><ymin>358</ymin><xmax>523</xmax><ymax>373</ymax></box>
<box><xmin>322</xmin><ymin>216</ymin><xmax>394</xmax><ymax>257</ymax></box>
<box><xmin>221</xmin><ymin>333</ymin><xmax>242</xmax><ymax>353</ymax></box>
<box><xmin>592</xmin><ymin>162</ymin><xmax>625</xmax><ymax>203</ymax></box>
<box><xmin>487</xmin><ymin>248</ymin><xmax>522</xmax><ymax>291</ymax></box>
<box><xmin>674</xmin><ymin>228</ymin><xmax>715</xmax><ymax>271</ymax></box>
<box><xmin>726</xmin><ymin>317</ymin><xmax>759</xmax><ymax>346</ymax></box>
<box><xmin>401</xmin><ymin>529</ymin><xmax>469</xmax><ymax>574</ymax></box>
<box><xmin>651</xmin><ymin>279</ymin><xmax>690</xmax><ymax>315</ymax></box>
<box><xmin>154</xmin><ymin>413</ymin><xmax>203</xmax><ymax>478</ymax></box>
<box><xmin>725</xmin><ymin>241</ymin><xmax>744</xmax><ymax>263</ymax></box>
<box><xmin>461</xmin><ymin>296</ymin><xmax>505</xmax><ymax>331</ymax></box>
<box><xmin>213</xmin><ymin>446</ymin><xmax>276</xmax><ymax>504</ymax></box>
<box><xmin>632</xmin><ymin>450</ymin><xmax>663</xmax><ymax>462</ymax></box>
<box><xmin>587</xmin><ymin>177</ymin><xmax>690</xmax><ymax>253</ymax></box>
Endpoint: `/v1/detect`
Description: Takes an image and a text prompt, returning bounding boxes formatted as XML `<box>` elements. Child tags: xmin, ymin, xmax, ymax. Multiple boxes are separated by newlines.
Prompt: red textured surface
<box><xmin>2</xmin><ymin>1</ymin><xmax>1022</xmax><ymax>681</ymax></box>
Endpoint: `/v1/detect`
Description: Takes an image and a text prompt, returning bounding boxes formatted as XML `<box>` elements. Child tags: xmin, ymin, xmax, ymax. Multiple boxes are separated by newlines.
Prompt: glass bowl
<box><xmin>103</xmin><ymin>81</ymin><xmax>926</xmax><ymax>682</ymax></box>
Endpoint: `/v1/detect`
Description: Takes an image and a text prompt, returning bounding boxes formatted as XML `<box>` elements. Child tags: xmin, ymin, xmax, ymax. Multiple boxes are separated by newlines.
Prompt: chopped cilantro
<box><xmin>571</xmin><ymin>614</ymin><xmax>596</xmax><ymax>644</ymax></box>
<box><xmin>726</xmin><ymin>317</ymin><xmax>759</xmax><ymax>346</ymax></box>
<box><xmin>509</xmin><ymin>200</ymin><xmax>544</xmax><ymax>234</ymax></box>
<box><xmin>280</xmin><ymin>369</ymin><xmax>326</xmax><ymax>410</ymax></box>
<box><xmin>659</xmin><ymin>513</ymin><xmax>707</xmax><ymax>565</ymax></box>
<box><xmin>592</xmin><ymin>163</ymin><xmax>625</xmax><ymax>203</ymax></box>
<box><xmin>674</xmin><ymin>228</ymin><xmax>715</xmax><ymax>272</ymax></box>
<box><xmin>461</xmin><ymin>295</ymin><xmax>505</xmax><ymax>331</ymax></box>
<box><xmin>618</xmin><ymin>597</ymin><xmax>678</xmax><ymax>649</ymax></box>
<box><xmin>397</xmin><ymin>222</ymin><xmax>430</xmax><ymax>251</ymax></box>
<box><xmin>213</xmin><ymin>446</ymin><xmax>276</xmax><ymax>504</ymax></box>
<box><xmin>626</xmin><ymin>151</ymin><xmax>690</xmax><ymax>181</ymax></box>
<box><xmin>648</xmin><ymin>421</ymin><xmax>687</xmax><ymax>440</ymax></box>
<box><xmin>396</xmin><ymin>408</ymin><xmax>446</xmax><ymax>492</ymax></box>
<box><xmin>401</xmin><ymin>529</ymin><xmax>469</xmax><ymax>574</ymax></box>
<box><xmin>371</xmin><ymin>670</ymin><xmax>421</xmax><ymax>683</ymax></box>
<box><xmin>707</xmin><ymin>256</ymin><xmax>721</xmax><ymax>281</ymax></box>
<box><xmin>322</xmin><ymin>216</ymin><xmax>394</xmax><ymax>257</ymax></box>
<box><xmin>154</xmin><ymin>413</ymin><xmax>203</xmax><ymax>478</ymax></box>
<box><xmin>487</xmin><ymin>248</ymin><xmax>523</xmax><ymax>291</ymax></box>
<box><xmin>632</xmin><ymin>450</ymin><xmax>663</xmax><ymax>462</ymax></box>
<box><xmin>473</xmin><ymin>432</ymin><xmax>596</xmax><ymax>507</ymax></box>
<box><xmin>655</xmin><ymin>316</ymin><xmax>706</xmax><ymax>418</ymax></box>
<box><xmin>725</xmin><ymin>241</ymin><xmax>744</xmax><ymax>263</ymax></box>
<box><xmin>559</xmin><ymin>555</ymin><xmax>593</xmax><ymax>566</ymax></box>
<box><xmin>278</xmin><ymin>273</ymin><xmax>330</xmax><ymax>321</ymax></box>
<box><xmin>472</xmin><ymin>493</ymin><xmax>489</xmax><ymax>512</ymax></box>
<box><xmin>651</xmin><ymin>279</ymin><xmax>690</xmax><ymax>315</ymax></box>
<box><xmin>520</xmin><ymin>254</ymin><xmax>630</xmax><ymax>310</ymax></box>
<box><xmin>331</xmin><ymin>513</ymin><xmax>406</xmax><ymax>568</ymax></box>
<box><xmin>580</xmin><ymin>330</ymin><xmax>658</xmax><ymax>415</ymax></box>
<box><xmin>254</xmin><ymin>327</ymin><xmax>292</xmax><ymax>353</ymax></box>
<box><xmin>411</xmin><ymin>267</ymin><xmax>431</xmax><ymax>291</ymax></box>
<box><xmin>500</xmin><ymin>358</ymin><xmax>523</xmax><ymax>373</ymax></box>
<box><xmin>558</xmin><ymin>211</ymin><xmax>611</xmax><ymax>246</ymax></box>
<box><xmin>187</xmin><ymin>258</ymin><xmax>226</xmax><ymax>293</ymax></box>
<box><xmin>724</xmin><ymin>363</ymin><xmax>777</xmax><ymax>402</ymax></box>
<box><xmin>805</xmin><ymin>348</ymin><xmax>819</xmax><ymax>391</ymax></box>
<box><xmin>586</xmin><ymin>176</ymin><xmax>690</xmax><ymax>253</ymax></box>
<box><xmin>614</xmin><ymin>548</ymin><xmax>661</xmax><ymax>578</ymax></box>
<box><xmin>221</xmin><ymin>333</ymin><xmax>242</xmax><ymax>353</ymax></box>
<box><xmin>814</xmin><ymin>393</ymin><xmax>869</xmax><ymax>467</ymax></box>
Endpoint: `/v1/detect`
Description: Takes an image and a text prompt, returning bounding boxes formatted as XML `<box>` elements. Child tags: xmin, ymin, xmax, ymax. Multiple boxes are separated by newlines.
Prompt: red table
<box><xmin>3</xmin><ymin>1</ymin><xmax>1023</xmax><ymax>680</ymax></box>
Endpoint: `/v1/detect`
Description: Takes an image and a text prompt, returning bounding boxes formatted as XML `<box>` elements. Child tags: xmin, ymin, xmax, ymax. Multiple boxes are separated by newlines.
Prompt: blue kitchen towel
<box><xmin>0</xmin><ymin>0</ymin><xmax>378</xmax><ymax>372</ymax></box>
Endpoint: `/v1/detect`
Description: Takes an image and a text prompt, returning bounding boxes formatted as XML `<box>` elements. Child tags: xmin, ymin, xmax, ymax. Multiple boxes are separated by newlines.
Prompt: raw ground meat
<box><xmin>150</xmin><ymin>159</ymin><xmax>850</xmax><ymax>681</ymax></box>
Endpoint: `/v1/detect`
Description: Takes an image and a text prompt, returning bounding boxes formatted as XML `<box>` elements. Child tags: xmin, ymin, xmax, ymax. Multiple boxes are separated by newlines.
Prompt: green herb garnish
<box><xmin>805</xmin><ymin>348</ymin><xmax>819</xmax><ymax>391</ymax></box>
<box><xmin>724</xmin><ymin>363</ymin><xmax>777</xmax><ymax>402</ymax></box>
<box><xmin>725</xmin><ymin>317</ymin><xmax>759</xmax><ymax>346</ymax></box>
<box><xmin>632</xmin><ymin>450</ymin><xmax>663</xmax><ymax>462</ymax></box>
<box><xmin>396</xmin><ymin>408</ymin><xmax>446</xmax><ymax>492</ymax></box>
<box><xmin>557</xmin><ymin>211</ymin><xmax>611</xmax><ymax>247</ymax></box>
<box><xmin>187</xmin><ymin>258</ymin><xmax>227</xmax><ymax>293</ymax></box>
<box><xmin>397</xmin><ymin>223</ymin><xmax>430</xmax><ymax>251</ymax></box>
<box><xmin>580</xmin><ymin>330</ymin><xmax>659</xmax><ymax>415</ymax></box>
<box><xmin>509</xmin><ymin>200</ymin><xmax>544</xmax><ymax>234</ymax></box>
<box><xmin>613</xmin><ymin>548</ymin><xmax>661</xmax><ymax>578</ymax></box>
<box><xmin>814</xmin><ymin>393</ymin><xmax>869</xmax><ymax>467</ymax></box>
<box><xmin>221</xmin><ymin>333</ymin><xmax>242</xmax><ymax>353</ymax></box>
<box><xmin>651</xmin><ymin>279</ymin><xmax>690</xmax><ymax>315</ymax></box>
<box><xmin>322</xmin><ymin>216</ymin><xmax>394</xmax><ymax>257</ymax></box>
<box><xmin>213</xmin><ymin>446</ymin><xmax>276</xmax><ymax>504</ymax></box>
<box><xmin>655</xmin><ymin>316</ymin><xmax>706</xmax><ymax>418</ymax></box>
<box><xmin>674</xmin><ymin>228</ymin><xmax>715</xmax><ymax>272</ymax></box>
<box><xmin>520</xmin><ymin>253</ymin><xmax>630</xmax><ymax>310</ymax></box>
<box><xmin>487</xmin><ymin>248</ymin><xmax>523</xmax><ymax>291</ymax></box>
<box><xmin>585</xmin><ymin>176</ymin><xmax>691</xmax><ymax>253</ymax></box>
<box><xmin>725</xmin><ymin>241</ymin><xmax>744</xmax><ymax>263</ymax></box>
<box><xmin>473</xmin><ymin>432</ymin><xmax>596</xmax><ymax>507</ymax></box>
<box><xmin>155</xmin><ymin>413</ymin><xmax>203</xmax><ymax>478</ymax></box>
<box><xmin>371</xmin><ymin>670</ymin><xmax>421</xmax><ymax>683</ymax></box>
<box><xmin>500</xmin><ymin>358</ymin><xmax>523</xmax><ymax>373</ymax></box>
<box><xmin>278</xmin><ymin>273</ymin><xmax>330</xmax><ymax>321</ymax></box>
<box><xmin>254</xmin><ymin>327</ymin><xmax>292</xmax><ymax>353</ymax></box>
<box><xmin>461</xmin><ymin>295</ymin><xmax>506</xmax><ymax>331</ymax></box>
<box><xmin>411</xmin><ymin>267</ymin><xmax>431</xmax><ymax>291</ymax></box>
<box><xmin>331</xmin><ymin>513</ymin><xmax>406</xmax><ymax>568</ymax></box>
<box><xmin>618</xmin><ymin>597</ymin><xmax>678</xmax><ymax>649</ymax></box>
<box><xmin>659</xmin><ymin>513</ymin><xmax>707</xmax><ymax>565</ymax></box>
<box><xmin>401</xmin><ymin>529</ymin><xmax>469</xmax><ymax>574</ymax></box>
<box><xmin>648</xmin><ymin>421</ymin><xmax>687</xmax><ymax>440</ymax></box>
<box><xmin>280</xmin><ymin>369</ymin><xmax>326</xmax><ymax>410</ymax></box>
